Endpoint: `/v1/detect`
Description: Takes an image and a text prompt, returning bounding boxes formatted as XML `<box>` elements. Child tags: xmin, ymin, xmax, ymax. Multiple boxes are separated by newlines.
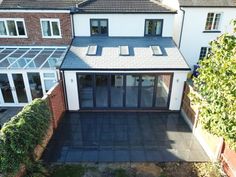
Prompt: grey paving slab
<box><xmin>0</xmin><ymin>107</ymin><xmax>22</xmax><ymax>127</ymax></box>
<box><xmin>42</xmin><ymin>112</ymin><xmax>209</xmax><ymax>163</ymax></box>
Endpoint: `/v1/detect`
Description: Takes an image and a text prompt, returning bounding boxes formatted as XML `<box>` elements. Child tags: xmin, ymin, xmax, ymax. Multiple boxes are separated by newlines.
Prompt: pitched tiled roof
<box><xmin>0</xmin><ymin>0</ymin><xmax>79</xmax><ymax>9</ymax></box>
<box><xmin>77</xmin><ymin>0</ymin><xmax>175</xmax><ymax>13</ymax></box>
<box><xmin>0</xmin><ymin>0</ymin><xmax>175</xmax><ymax>13</ymax></box>
<box><xmin>179</xmin><ymin>0</ymin><xmax>236</xmax><ymax>7</ymax></box>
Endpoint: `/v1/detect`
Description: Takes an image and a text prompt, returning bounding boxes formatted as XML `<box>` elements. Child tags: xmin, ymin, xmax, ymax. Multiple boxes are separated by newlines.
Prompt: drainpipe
<box><xmin>179</xmin><ymin>7</ymin><xmax>185</xmax><ymax>49</ymax></box>
<box><xmin>61</xmin><ymin>70</ymin><xmax>69</xmax><ymax>111</ymax></box>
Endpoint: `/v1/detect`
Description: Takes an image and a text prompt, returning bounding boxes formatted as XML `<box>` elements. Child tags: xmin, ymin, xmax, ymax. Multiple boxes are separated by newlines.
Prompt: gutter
<box><xmin>179</xmin><ymin>7</ymin><xmax>185</xmax><ymax>48</ymax></box>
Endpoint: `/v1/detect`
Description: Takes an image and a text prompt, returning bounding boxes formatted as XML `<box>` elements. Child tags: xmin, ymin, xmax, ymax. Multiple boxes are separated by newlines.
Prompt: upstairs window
<box><xmin>40</xmin><ymin>19</ymin><xmax>61</xmax><ymax>38</ymax></box>
<box><xmin>90</xmin><ymin>19</ymin><xmax>108</xmax><ymax>36</ymax></box>
<box><xmin>145</xmin><ymin>19</ymin><xmax>163</xmax><ymax>36</ymax></box>
<box><xmin>199</xmin><ymin>47</ymin><xmax>211</xmax><ymax>60</ymax></box>
<box><xmin>0</xmin><ymin>19</ymin><xmax>27</xmax><ymax>37</ymax></box>
<box><xmin>205</xmin><ymin>13</ymin><xmax>221</xmax><ymax>31</ymax></box>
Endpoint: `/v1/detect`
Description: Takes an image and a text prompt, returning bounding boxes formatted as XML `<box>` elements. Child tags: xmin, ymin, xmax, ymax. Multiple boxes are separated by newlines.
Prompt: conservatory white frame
<box><xmin>0</xmin><ymin>46</ymin><xmax>67</xmax><ymax>107</ymax></box>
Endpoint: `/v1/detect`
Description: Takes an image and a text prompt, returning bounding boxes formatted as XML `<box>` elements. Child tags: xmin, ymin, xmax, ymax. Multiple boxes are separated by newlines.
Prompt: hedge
<box><xmin>0</xmin><ymin>99</ymin><xmax>51</xmax><ymax>176</ymax></box>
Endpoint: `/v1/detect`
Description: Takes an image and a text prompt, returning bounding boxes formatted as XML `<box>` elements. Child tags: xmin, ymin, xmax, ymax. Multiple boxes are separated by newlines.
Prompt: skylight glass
<box><xmin>87</xmin><ymin>45</ymin><xmax>98</xmax><ymax>56</ymax></box>
<box><xmin>150</xmin><ymin>45</ymin><xmax>162</xmax><ymax>56</ymax></box>
<box><xmin>119</xmin><ymin>46</ymin><xmax>129</xmax><ymax>56</ymax></box>
<box><xmin>0</xmin><ymin>47</ymin><xmax>67</xmax><ymax>69</ymax></box>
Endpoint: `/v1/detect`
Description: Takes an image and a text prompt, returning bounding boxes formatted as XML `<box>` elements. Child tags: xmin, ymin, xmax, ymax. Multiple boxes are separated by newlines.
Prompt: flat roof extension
<box><xmin>60</xmin><ymin>37</ymin><xmax>190</xmax><ymax>71</ymax></box>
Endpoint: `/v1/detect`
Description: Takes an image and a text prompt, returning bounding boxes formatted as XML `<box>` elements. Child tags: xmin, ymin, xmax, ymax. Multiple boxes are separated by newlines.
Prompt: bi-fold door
<box><xmin>77</xmin><ymin>73</ymin><xmax>173</xmax><ymax>110</ymax></box>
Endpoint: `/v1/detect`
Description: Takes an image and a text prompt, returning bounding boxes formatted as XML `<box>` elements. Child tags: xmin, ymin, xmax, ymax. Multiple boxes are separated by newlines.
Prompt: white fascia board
<box><xmin>65</xmin><ymin>70</ymin><xmax>190</xmax><ymax>74</ymax></box>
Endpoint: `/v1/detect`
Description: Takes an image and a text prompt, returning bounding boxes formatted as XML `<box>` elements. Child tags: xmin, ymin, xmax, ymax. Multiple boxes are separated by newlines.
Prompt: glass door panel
<box><xmin>78</xmin><ymin>74</ymin><xmax>94</xmax><ymax>108</ymax></box>
<box><xmin>95</xmin><ymin>75</ymin><xmax>108</xmax><ymax>107</ymax></box>
<box><xmin>0</xmin><ymin>74</ymin><xmax>14</xmax><ymax>103</ymax></box>
<box><xmin>125</xmin><ymin>75</ymin><xmax>139</xmax><ymax>107</ymax></box>
<box><xmin>27</xmin><ymin>73</ymin><xmax>43</xmax><ymax>99</ymax></box>
<box><xmin>140</xmin><ymin>75</ymin><xmax>155</xmax><ymax>107</ymax></box>
<box><xmin>12</xmin><ymin>74</ymin><xmax>28</xmax><ymax>103</ymax></box>
<box><xmin>111</xmin><ymin>75</ymin><xmax>124</xmax><ymax>107</ymax></box>
<box><xmin>155</xmin><ymin>74</ymin><xmax>171</xmax><ymax>108</ymax></box>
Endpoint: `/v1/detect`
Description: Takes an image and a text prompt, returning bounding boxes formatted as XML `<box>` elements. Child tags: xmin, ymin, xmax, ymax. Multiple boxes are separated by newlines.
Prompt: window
<box><xmin>205</xmin><ymin>13</ymin><xmax>221</xmax><ymax>31</ymax></box>
<box><xmin>90</xmin><ymin>19</ymin><xmax>108</xmax><ymax>36</ymax></box>
<box><xmin>199</xmin><ymin>47</ymin><xmax>211</xmax><ymax>60</ymax></box>
<box><xmin>0</xmin><ymin>19</ymin><xmax>27</xmax><ymax>37</ymax></box>
<box><xmin>43</xmin><ymin>72</ymin><xmax>57</xmax><ymax>92</ymax></box>
<box><xmin>40</xmin><ymin>19</ymin><xmax>61</xmax><ymax>38</ymax></box>
<box><xmin>145</xmin><ymin>19</ymin><xmax>163</xmax><ymax>36</ymax></box>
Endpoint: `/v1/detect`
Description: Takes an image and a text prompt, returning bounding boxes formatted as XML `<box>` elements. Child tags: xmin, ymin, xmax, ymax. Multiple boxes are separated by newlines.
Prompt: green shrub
<box><xmin>190</xmin><ymin>19</ymin><xmax>236</xmax><ymax>150</ymax></box>
<box><xmin>0</xmin><ymin>99</ymin><xmax>51</xmax><ymax>176</ymax></box>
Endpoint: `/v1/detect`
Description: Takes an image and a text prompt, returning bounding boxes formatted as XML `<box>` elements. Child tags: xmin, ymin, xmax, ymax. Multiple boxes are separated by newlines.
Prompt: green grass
<box><xmin>113</xmin><ymin>168</ymin><xmax>129</xmax><ymax>177</ymax></box>
<box><xmin>50</xmin><ymin>165</ymin><xmax>85</xmax><ymax>177</ymax></box>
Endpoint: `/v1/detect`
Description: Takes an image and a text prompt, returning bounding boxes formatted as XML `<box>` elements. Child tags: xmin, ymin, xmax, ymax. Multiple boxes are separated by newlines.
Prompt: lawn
<box><xmin>26</xmin><ymin>162</ymin><xmax>225</xmax><ymax>177</ymax></box>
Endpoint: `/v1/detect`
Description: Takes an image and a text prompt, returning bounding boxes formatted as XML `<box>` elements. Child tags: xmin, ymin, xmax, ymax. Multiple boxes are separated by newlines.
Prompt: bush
<box><xmin>191</xmin><ymin>19</ymin><xmax>236</xmax><ymax>150</ymax></box>
<box><xmin>0</xmin><ymin>99</ymin><xmax>51</xmax><ymax>176</ymax></box>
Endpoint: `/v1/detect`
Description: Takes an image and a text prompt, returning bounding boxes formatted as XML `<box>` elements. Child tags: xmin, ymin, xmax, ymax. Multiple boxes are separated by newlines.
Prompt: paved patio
<box><xmin>43</xmin><ymin>112</ymin><xmax>209</xmax><ymax>163</ymax></box>
<box><xmin>0</xmin><ymin>107</ymin><xmax>22</xmax><ymax>127</ymax></box>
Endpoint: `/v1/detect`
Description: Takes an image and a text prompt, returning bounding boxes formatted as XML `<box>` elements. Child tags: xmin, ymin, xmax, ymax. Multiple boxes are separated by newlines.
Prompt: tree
<box><xmin>191</xmin><ymin>19</ymin><xmax>236</xmax><ymax>150</ymax></box>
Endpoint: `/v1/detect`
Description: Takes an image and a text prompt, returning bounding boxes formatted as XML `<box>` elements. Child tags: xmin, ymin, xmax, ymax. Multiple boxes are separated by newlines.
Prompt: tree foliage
<box><xmin>0</xmin><ymin>99</ymin><xmax>51</xmax><ymax>176</ymax></box>
<box><xmin>191</xmin><ymin>19</ymin><xmax>236</xmax><ymax>150</ymax></box>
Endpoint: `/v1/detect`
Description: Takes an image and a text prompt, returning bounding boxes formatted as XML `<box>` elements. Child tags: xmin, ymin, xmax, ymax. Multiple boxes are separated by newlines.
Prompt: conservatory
<box><xmin>0</xmin><ymin>46</ymin><xmax>67</xmax><ymax>107</ymax></box>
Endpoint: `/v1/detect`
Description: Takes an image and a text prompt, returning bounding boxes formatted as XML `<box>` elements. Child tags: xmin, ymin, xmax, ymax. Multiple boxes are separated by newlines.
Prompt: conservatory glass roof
<box><xmin>0</xmin><ymin>47</ymin><xmax>67</xmax><ymax>70</ymax></box>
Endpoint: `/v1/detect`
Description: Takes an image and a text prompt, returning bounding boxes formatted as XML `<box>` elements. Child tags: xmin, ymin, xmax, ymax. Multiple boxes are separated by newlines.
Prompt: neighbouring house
<box><xmin>161</xmin><ymin>0</ymin><xmax>236</xmax><ymax>69</ymax></box>
<box><xmin>61</xmin><ymin>0</ymin><xmax>190</xmax><ymax>111</ymax></box>
<box><xmin>0</xmin><ymin>1</ymin><xmax>73</xmax><ymax>106</ymax></box>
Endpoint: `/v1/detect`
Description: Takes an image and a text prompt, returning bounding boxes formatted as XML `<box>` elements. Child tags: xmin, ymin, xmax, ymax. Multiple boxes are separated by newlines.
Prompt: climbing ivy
<box><xmin>0</xmin><ymin>99</ymin><xmax>51</xmax><ymax>176</ymax></box>
<box><xmin>191</xmin><ymin>19</ymin><xmax>236</xmax><ymax>150</ymax></box>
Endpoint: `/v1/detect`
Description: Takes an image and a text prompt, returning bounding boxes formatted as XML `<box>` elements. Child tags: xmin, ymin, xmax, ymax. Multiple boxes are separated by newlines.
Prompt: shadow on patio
<box><xmin>42</xmin><ymin>112</ymin><xmax>209</xmax><ymax>163</ymax></box>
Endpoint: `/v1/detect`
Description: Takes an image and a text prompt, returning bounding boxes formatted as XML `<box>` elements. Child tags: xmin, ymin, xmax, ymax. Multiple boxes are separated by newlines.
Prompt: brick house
<box><xmin>0</xmin><ymin>1</ymin><xmax>74</xmax><ymax>106</ymax></box>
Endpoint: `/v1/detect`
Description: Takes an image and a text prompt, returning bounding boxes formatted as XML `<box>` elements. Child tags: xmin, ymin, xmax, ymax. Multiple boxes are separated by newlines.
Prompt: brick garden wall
<box><xmin>0</xmin><ymin>12</ymin><xmax>72</xmax><ymax>45</ymax></box>
<box><xmin>181</xmin><ymin>82</ymin><xmax>236</xmax><ymax>177</ymax></box>
<box><xmin>47</xmin><ymin>81</ymin><xmax>66</xmax><ymax>129</ymax></box>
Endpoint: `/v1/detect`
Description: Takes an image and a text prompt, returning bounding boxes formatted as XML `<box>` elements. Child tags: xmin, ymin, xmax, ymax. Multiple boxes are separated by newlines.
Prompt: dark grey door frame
<box><xmin>76</xmin><ymin>73</ymin><xmax>173</xmax><ymax>110</ymax></box>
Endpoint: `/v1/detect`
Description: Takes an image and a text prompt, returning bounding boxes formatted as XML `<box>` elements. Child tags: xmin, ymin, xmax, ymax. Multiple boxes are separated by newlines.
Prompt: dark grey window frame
<box><xmin>90</xmin><ymin>19</ymin><xmax>109</xmax><ymax>36</ymax></box>
<box><xmin>144</xmin><ymin>19</ymin><xmax>163</xmax><ymax>36</ymax></box>
<box><xmin>76</xmin><ymin>73</ymin><xmax>173</xmax><ymax>110</ymax></box>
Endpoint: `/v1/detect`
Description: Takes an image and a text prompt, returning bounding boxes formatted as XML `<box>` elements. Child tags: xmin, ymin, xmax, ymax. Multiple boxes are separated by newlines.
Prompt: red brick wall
<box><xmin>0</xmin><ymin>12</ymin><xmax>72</xmax><ymax>45</ymax></box>
<box><xmin>47</xmin><ymin>81</ymin><xmax>66</xmax><ymax>129</ymax></box>
<box><xmin>221</xmin><ymin>144</ymin><xmax>236</xmax><ymax>177</ymax></box>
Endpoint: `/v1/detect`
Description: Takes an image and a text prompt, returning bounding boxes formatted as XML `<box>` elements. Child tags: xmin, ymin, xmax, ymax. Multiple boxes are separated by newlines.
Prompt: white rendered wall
<box><xmin>64</xmin><ymin>71</ymin><xmax>79</xmax><ymax>111</ymax></box>
<box><xmin>179</xmin><ymin>7</ymin><xmax>236</xmax><ymax>69</ymax></box>
<box><xmin>73</xmin><ymin>14</ymin><xmax>174</xmax><ymax>37</ymax></box>
<box><xmin>169</xmin><ymin>71</ymin><xmax>188</xmax><ymax>111</ymax></box>
<box><xmin>64</xmin><ymin>70</ymin><xmax>188</xmax><ymax>111</ymax></box>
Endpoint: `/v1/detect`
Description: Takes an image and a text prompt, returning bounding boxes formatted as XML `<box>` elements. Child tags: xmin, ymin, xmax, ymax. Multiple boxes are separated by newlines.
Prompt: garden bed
<box><xmin>26</xmin><ymin>162</ymin><xmax>226</xmax><ymax>177</ymax></box>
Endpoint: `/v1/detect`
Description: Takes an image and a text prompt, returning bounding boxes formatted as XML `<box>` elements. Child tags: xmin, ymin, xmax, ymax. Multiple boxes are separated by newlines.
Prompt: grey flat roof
<box><xmin>60</xmin><ymin>37</ymin><xmax>190</xmax><ymax>71</ymax></box>
<box><xmin>179</xmin><ymin>0</ymin><xmax>236</xmax><ymax>7</ymax></box>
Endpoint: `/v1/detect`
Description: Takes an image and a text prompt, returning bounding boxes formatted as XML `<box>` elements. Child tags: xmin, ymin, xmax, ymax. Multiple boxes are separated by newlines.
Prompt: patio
<box><xmin>43</xmin><ymin>112</ymin><xmax>209</xmax><ymax>163</ymax></box>
<box><xmin>0</xmin><ymin>107</ymin><xmax>22</xmax><ymax>127</ymax></box>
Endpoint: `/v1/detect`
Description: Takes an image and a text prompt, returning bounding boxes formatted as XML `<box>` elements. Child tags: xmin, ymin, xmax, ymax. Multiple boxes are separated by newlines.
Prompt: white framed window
<box><xmin>0</xmin><ymin>18</ymin><xmax>27</xmax><ymax>38</ymax></box>
<box><xmin>199</xmin><ymin>47</ymin><xmax>211</xmax><ymax>60</ymax></box>
<box><xmin>42</xmin><ymin>72</ymin><xmax>57</xmax><ymax>92</ymax></box>
<box><xmin>40</xmin><ymin>19</ymin><xmax>61</xmax><ymax>38</ymax></box>
<box><xmin>205</xmin><ymin>13</ymin><xmax>222</xmax><ymax>31</ymax></box>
